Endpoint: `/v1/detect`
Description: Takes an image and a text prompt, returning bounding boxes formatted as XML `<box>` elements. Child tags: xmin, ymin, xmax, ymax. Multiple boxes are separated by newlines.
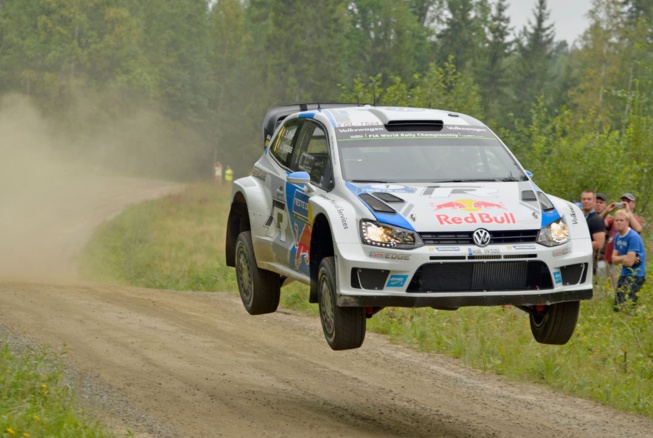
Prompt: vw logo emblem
<box><xmin>473</xmin><ymin>229</ymin><xmax>491</xmax><ymax>247</ymax></box>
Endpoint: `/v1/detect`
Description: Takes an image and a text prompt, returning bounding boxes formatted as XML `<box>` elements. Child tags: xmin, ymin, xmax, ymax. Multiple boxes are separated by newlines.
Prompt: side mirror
<box><xmin>287</xmin><ymin>171</ymin><xmax>314</xmax><ymax>192</ymax></box>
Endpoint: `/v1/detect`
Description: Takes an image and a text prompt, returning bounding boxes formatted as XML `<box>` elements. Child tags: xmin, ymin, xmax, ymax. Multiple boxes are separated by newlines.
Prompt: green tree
<box><xmin>346</xmin><ymin>0</ymin><xmax>430</xmax><ymax>85</ymax></box>
<box><xmin>571</xmin><ymin>0</ymin><xmax>653</xmax><ymax>129</ymax></box>
<box><xmin>127</xmin><ymin>0</ymin><xmax>211</xmax><ymax>122</ymax></box>
<box><xmin>570</xmin><ymin>0</ymin><xmax>626</xmax><ymax>128</ymax></box>
<box><xmin>434</xmin><ymin>0</ymin><xmax>488</xmax><ymax>72</ymax></box>
<box><xmin>509</xmin><ymin>0</ymin><xmax>555</xmax><ymax>122</ymax></box>
<box><xmin>208</xmin><ymin>0</ymin><xmax>260</xmax><ymax>175</ymax></box>
<box><xmin>247</xmin><ymin>0</ymin><xmax>350</xmax><ymax>104</ymax></box>
<box><xmin>0</xmin><ymin>0</ymin><xmax>142</xmax><ymax>110</ymax></box>
<box><xmin>339</xmin><ymin>57</ymin><xmax>481</xmax><ymax>117</ymax></box>
<box><xmin>475</xmin><ymin>0</ymin><xmax>512</xmax><ymax>124</ymax></box>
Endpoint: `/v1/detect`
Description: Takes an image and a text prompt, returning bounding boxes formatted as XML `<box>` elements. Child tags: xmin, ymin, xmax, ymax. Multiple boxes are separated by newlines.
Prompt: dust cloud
<box><xmin>0</xmin><ymin>93</ymin><xmax>183</xmax><ymax>283</ymax></box>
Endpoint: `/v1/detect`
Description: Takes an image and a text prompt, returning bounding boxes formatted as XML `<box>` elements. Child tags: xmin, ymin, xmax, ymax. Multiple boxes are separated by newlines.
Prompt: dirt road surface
<box><xmin>1</xmin><ymin>174</ymin><xmax>652</xmax><ymax>438</ymax></box>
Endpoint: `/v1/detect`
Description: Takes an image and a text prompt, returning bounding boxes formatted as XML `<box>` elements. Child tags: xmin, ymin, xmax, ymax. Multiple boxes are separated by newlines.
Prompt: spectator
<box><xmin>225</xmin><ymin>165</ymin><xmax>234</xmax><ymax>184</ymax></box>
<box><xmin>602</xmin><ymin>193</ymin><xmax>644</xmax><ymax>268</ymax></box>
<box><xmin>595</xmin><ymin>193</ymin><xmax>609</xmax><ymax>273</ymax></box>
<box><xmin>603</xmin><ymin>193</ymin><xmax>643</xmax><ymax>234</ymax></box>
<box><xmin>611</xmin><ymin>210</ymin><xmax>646</xmax><ymax>310</ymax></box>
<box><xmin>214</xmin><ymin>161</ymin><xmax>223</xmax><ymax>186</ymax></box>
<box><xmin>580</xmin><ymin>190</ymin><xmax>606</xmax><ymax>275</ymax></box>
<box><xmin>595</xmin><ymin>193</ymin><xmax>608</xmax><ymax>216</ymax></box>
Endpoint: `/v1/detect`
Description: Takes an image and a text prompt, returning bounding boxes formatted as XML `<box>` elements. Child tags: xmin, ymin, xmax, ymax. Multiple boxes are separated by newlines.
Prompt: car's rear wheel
<box><xmin>235</xmin><ymin>231</ymin><xmax>280</xmax><ymax>315</ymax></box>
<box><xmin>529</xmin><ymin>301</ymin><xmax>580</xmax><ymax>345</ymax></box>
<box><xmin>318</xmin><ymin>257</ymin><xmax>366</xmax><ymax>350</ymax></box>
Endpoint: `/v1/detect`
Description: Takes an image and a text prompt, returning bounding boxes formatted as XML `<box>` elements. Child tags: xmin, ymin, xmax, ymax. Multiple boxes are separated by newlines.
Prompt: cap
<box><xmin>596</xmin><ymin>193</ymin><xmax>607</xmax><ymax>201</ymax></box>
<box><xmin>621</xmin><ymin>193</ymin><xmax>636</xmax><ymax>201</ymax></box>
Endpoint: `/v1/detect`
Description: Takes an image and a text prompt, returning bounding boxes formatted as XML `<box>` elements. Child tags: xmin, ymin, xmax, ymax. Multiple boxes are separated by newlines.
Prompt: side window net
<box><xmin>271</xmin><ymin>124</ymin><xmax>299</xmax><ymax>168</ymax></box>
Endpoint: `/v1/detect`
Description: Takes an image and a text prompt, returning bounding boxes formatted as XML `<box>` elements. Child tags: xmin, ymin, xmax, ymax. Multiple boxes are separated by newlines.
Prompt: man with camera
<box><xmin>601</xmin><ymin>193</ymin><xmax>643</xmax><ymax>282</ymax></box>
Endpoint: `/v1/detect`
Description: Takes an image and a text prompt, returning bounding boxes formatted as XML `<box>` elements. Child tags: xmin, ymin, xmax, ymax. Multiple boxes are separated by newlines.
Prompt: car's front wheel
<box><xmin>318</xmin><ymin>257</ymin><xmax>366</xmax><ymax>350</ymax></box>
<box><xmin>529</xmin><ymin>301</ymin><xmax>580</xmax><ymax>345</ymax></box>
<box><xmin>235</xmin><ymin>231</ymin><xmax>280</xmax><ymax>315</ymax></box>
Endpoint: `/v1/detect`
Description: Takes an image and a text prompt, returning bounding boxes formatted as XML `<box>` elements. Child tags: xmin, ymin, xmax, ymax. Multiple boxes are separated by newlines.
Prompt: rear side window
<box><xmin>270</xmin><ymin>121</ymin><xmax>300</xmax><ymax>168</ymax></box>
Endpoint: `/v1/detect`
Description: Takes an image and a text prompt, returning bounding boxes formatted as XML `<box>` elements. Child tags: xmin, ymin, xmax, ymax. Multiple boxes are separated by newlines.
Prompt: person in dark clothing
<box><xmin>580</xmin><ymin>190</ymin><xmax>606</xmax><ymax>275</ymax></box>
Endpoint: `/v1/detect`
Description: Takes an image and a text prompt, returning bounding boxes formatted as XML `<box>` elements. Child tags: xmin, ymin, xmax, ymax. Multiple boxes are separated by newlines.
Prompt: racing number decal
<box><xmin>265</xmin><ymin>199</ymin><xmax>290</xmax><ymax>242</ymax></box>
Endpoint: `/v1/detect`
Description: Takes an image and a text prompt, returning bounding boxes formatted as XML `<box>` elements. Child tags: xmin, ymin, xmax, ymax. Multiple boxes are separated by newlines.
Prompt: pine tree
<box><xmin>435</xmin><ymin>0</ymin><xmax>479</xmax><ymax>72</ymax></box>
<box><xmin>347</xmin><ymin>0</ymin><xmax>430</xmax><ymax>85</ymax></box>
<box><xmin>509</xmin><ymin>0</ymin><xmax>555</xmax><ymax>122</ymax></box>
<box><xmin>475</xmin><ymin>0</ymin><xmax>512</xmax><ymax>124</ymax></box>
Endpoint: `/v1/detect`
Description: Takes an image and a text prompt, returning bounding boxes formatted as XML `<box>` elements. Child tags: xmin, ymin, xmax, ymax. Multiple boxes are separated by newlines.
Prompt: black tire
<box><xmin>529</xmin><ymin>301</ymin><xmax>580</xmax><ymax>345</ymax></box>
<box><xmin>235</xmin><ymin>231</ymin><xmax>280</xmax><ymax>315</ymax></box>
<box><xmin>318</xmin><ymin>257</ymin><xmax>366</xmax><ymax>350</ymax></box>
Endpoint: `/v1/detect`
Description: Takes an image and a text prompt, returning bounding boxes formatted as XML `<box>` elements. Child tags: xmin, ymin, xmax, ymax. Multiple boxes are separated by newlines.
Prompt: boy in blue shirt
<box><xmin>611</xmin><ymin>210</ymin><xmax>646</xmax><ymax>310</ymax></box>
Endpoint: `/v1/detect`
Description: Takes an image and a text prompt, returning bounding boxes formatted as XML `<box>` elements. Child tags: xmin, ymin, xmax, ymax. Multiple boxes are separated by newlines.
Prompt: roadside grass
<box><xmin>80</xmin><ymin>182</ymin><xmax>653</xmax><ymax>419</ymax></box>
<box><xmin>0</xmin><ymin>342</ymin><xmax>112</xmax><ymax>438</ymax></box>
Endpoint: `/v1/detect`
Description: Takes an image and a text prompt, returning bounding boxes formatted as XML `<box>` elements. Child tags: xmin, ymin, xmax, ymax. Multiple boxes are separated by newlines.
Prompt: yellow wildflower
<box><xmin>6</xmin><ymin>427</ymin><xmax>16</xmax><ymax>436</ymax></box>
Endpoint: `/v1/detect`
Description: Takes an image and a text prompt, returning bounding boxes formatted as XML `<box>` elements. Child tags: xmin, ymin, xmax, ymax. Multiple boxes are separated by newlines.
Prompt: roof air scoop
<box><xmin>385</xmin><ymin>120</ymin><xmax>444</xmax><ymax>132</ymax></box>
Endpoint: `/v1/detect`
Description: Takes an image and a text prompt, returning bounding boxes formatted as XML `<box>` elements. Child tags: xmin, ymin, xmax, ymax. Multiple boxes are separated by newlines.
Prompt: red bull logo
<box><xmin>436</xmin><ymin>212</ymin><xmax>516</xmax><ymax>225</ymax></box>
<box><xmin>432</xmin><ymin>198</ymin><xmax>513</xmax><ymax>224</ymax></box>
<box><xmin>293</xmin><ymin>223</ymin><xmax>311</xmax><ymax>269</ymax></box>
<box><xmin>431</xmin><ymin>198</ymin><xmax>504</xmax><ymax>212</ymax></box>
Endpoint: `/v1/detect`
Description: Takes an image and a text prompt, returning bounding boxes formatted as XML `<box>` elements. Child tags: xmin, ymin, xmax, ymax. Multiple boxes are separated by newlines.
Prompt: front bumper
<box><xmin>334</xmin><ymin>240</ymin><xmax>594</xmax><ymax>308</ymax></box>
<box><xmin>338</xmin><ymin>288</ymin><xmax>593</xmax><ymax>308</ymax></box>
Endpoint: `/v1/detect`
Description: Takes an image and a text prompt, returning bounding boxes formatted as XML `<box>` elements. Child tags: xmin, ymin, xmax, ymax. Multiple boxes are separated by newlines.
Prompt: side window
<box><xmin>270</xmin><ymin>121</ymin><xmax>300</xmax><ymax>168</ymax></box>
<box><xmin>292</xmin><ymin>122</ymin><xmax>334</xmax><ymax>190</ymax></box>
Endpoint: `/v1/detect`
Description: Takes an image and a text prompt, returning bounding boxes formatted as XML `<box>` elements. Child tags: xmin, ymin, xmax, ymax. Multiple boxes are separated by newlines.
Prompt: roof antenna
<box><xmin>317</xmin><ymin>101</ymin><xmax>321</xmax><ymax>111</ymax></box>
<box><xmin>372</xmin><ymin>81</ymin><xmax>377</xmax><ymax>106</ymax></box>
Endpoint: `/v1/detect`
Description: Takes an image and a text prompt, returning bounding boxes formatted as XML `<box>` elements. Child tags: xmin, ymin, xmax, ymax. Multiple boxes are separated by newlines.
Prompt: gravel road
<box><xmin>1</xmin><ymin>174</ymin><xmax>652</xmax><ymax>438</ymax></box>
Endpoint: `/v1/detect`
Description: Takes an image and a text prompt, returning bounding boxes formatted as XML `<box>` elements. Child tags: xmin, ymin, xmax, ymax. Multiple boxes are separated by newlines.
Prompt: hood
<box><xmin>346</xmin><ymin>181</ymin><xmax>559</xmax><ymax>232</ymax></box>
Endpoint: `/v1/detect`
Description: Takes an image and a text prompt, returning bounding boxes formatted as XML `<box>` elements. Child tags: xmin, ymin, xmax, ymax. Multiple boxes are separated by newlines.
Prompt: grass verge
<box><xmin>80</xmin><ymin>182</ymin><xmax>653</xmax><ymax>419</ymax></box>
<box><xmin>0</xmin><ymin>339</ymin><xmax>112</xmax><ymax>438</ymax></box>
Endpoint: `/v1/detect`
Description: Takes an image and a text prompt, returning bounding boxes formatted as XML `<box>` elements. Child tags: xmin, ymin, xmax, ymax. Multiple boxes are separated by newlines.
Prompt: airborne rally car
<box><xmin>226</xmin><ymin>104</ymin><xmax>593</xmax><ymax>350</ymax></box>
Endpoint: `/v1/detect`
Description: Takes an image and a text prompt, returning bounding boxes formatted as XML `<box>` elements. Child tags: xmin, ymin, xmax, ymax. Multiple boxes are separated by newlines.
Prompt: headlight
<box><xmin>537</xmin><ymin>217</ymin><xmax>570</xmax><ymax>247</ymax></box>
<box><xmin>360</xmin><ymin>220</ymin><xmax>423</xmax><ymax>249</ymax></box>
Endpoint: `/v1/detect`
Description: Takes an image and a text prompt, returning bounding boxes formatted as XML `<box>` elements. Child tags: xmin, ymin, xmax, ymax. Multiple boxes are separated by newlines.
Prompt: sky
<box><xmin>508</xmin><ymin>0</ymin><xmax>593</xmax><ymax>45</ymax></box>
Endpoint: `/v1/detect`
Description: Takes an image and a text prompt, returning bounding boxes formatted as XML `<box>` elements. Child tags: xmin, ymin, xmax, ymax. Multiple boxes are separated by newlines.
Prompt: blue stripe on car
<box><xmin>526</xmin><ymin>179</ymin><xmax>561</xmax><ymax>227</ymax></box>
<box><xmin>541</xmin><ymin>209</ymin><xmax>561</xmax><ymax>228</ymax></box>
<box><xmin>323</xmin><ymin>110</ymin><xmax>338</xmax><ymax>128</ymax></box>
<box><xmin>299</xmin><ymin>111</ymin><xmax>315</xmax><ymax>119</ymax></box>
<box><xmin>346</xmin><ymin>182</ymin><xmax>415</xmax><ymax>230</ymax></box>
<box><xmin>345</xmin><ymin>181</ymin><xmax>358</xmax><ymax>195</ymax></box>
<box><xmin>373</xmin><ymin>212</ymin><xmax>414</xmax><ymax>230</ymax></box>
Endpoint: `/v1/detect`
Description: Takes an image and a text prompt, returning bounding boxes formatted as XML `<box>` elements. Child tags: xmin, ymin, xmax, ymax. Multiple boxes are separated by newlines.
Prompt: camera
<box><xmin>615</xmin><ymin>202</ymin><xmax>624</xmax><ymax>208</ymax></box>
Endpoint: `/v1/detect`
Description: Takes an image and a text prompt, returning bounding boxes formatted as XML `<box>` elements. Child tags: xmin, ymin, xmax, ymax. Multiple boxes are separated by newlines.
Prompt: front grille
<box><xmin>351</xmin><ymin>268</ymin><xmax>390</xmax><ymax>290</ymax></box>
<box><xmin>560</xmin><ymin>263</ymin><xmax>588</xmax><ymax>285</ymax></box>
<box><xmin>419</xmin><ymin>229</ymin><xmax>539</xmax><ymax>246</ymax></box>
<box><xmin>407</xmin><ymin>261</ymin><xmax>552</xmax><ymax>292</ymax></box>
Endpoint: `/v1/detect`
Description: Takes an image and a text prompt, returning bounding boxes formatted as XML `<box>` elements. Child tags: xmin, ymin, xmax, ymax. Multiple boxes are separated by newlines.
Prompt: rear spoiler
<box><xmin>262</xmin><ymin>103</ymin><xmax>361</xmax><ymax>147</ymax></box>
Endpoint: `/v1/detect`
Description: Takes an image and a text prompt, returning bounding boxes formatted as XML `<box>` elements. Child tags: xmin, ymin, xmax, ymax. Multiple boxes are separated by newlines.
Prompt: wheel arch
<box><xmin>309</xmin><ymin>213</ymin><xmax>334</xmax><ymax>303</ymax></box>
<box><xmin>226</xmin><ymin>190</ymin><xmax>250</xmax><ymax>267</ymax></box>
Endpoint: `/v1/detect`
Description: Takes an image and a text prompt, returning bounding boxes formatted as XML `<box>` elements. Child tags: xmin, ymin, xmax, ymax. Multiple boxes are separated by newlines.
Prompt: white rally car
<box><xmin>226</xmin><ymin>104</ymin><xmax>593</xmax><ymax>350</ymax></box>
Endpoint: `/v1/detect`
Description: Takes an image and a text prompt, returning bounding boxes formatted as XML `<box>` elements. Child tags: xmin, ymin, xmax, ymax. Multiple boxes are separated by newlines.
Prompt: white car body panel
<box><xmin>228</xmin><ymin>105</ymin><xmax>593</xmax><ymax>310</ymax></box>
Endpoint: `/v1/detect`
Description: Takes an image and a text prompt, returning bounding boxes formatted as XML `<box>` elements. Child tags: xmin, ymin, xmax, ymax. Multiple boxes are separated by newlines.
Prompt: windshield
<box><xmin>336</xmin><ymin>127</ymin><xmax>527</xmax><ymax>183</ymax></box>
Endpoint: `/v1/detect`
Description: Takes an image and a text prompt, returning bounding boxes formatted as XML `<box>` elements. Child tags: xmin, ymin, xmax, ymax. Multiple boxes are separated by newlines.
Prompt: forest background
<box><xmin>1</xmin><ymin>0</ymin><xmax>652</xmax><ymax>216</ymax></box>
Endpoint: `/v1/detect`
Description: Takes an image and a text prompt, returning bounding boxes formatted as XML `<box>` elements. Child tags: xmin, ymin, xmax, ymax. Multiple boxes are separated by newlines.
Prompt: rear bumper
<box><xmin>337</xmin><ymin>288</ymin><xmax>593</xmax><ymax>308</ymax></box>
